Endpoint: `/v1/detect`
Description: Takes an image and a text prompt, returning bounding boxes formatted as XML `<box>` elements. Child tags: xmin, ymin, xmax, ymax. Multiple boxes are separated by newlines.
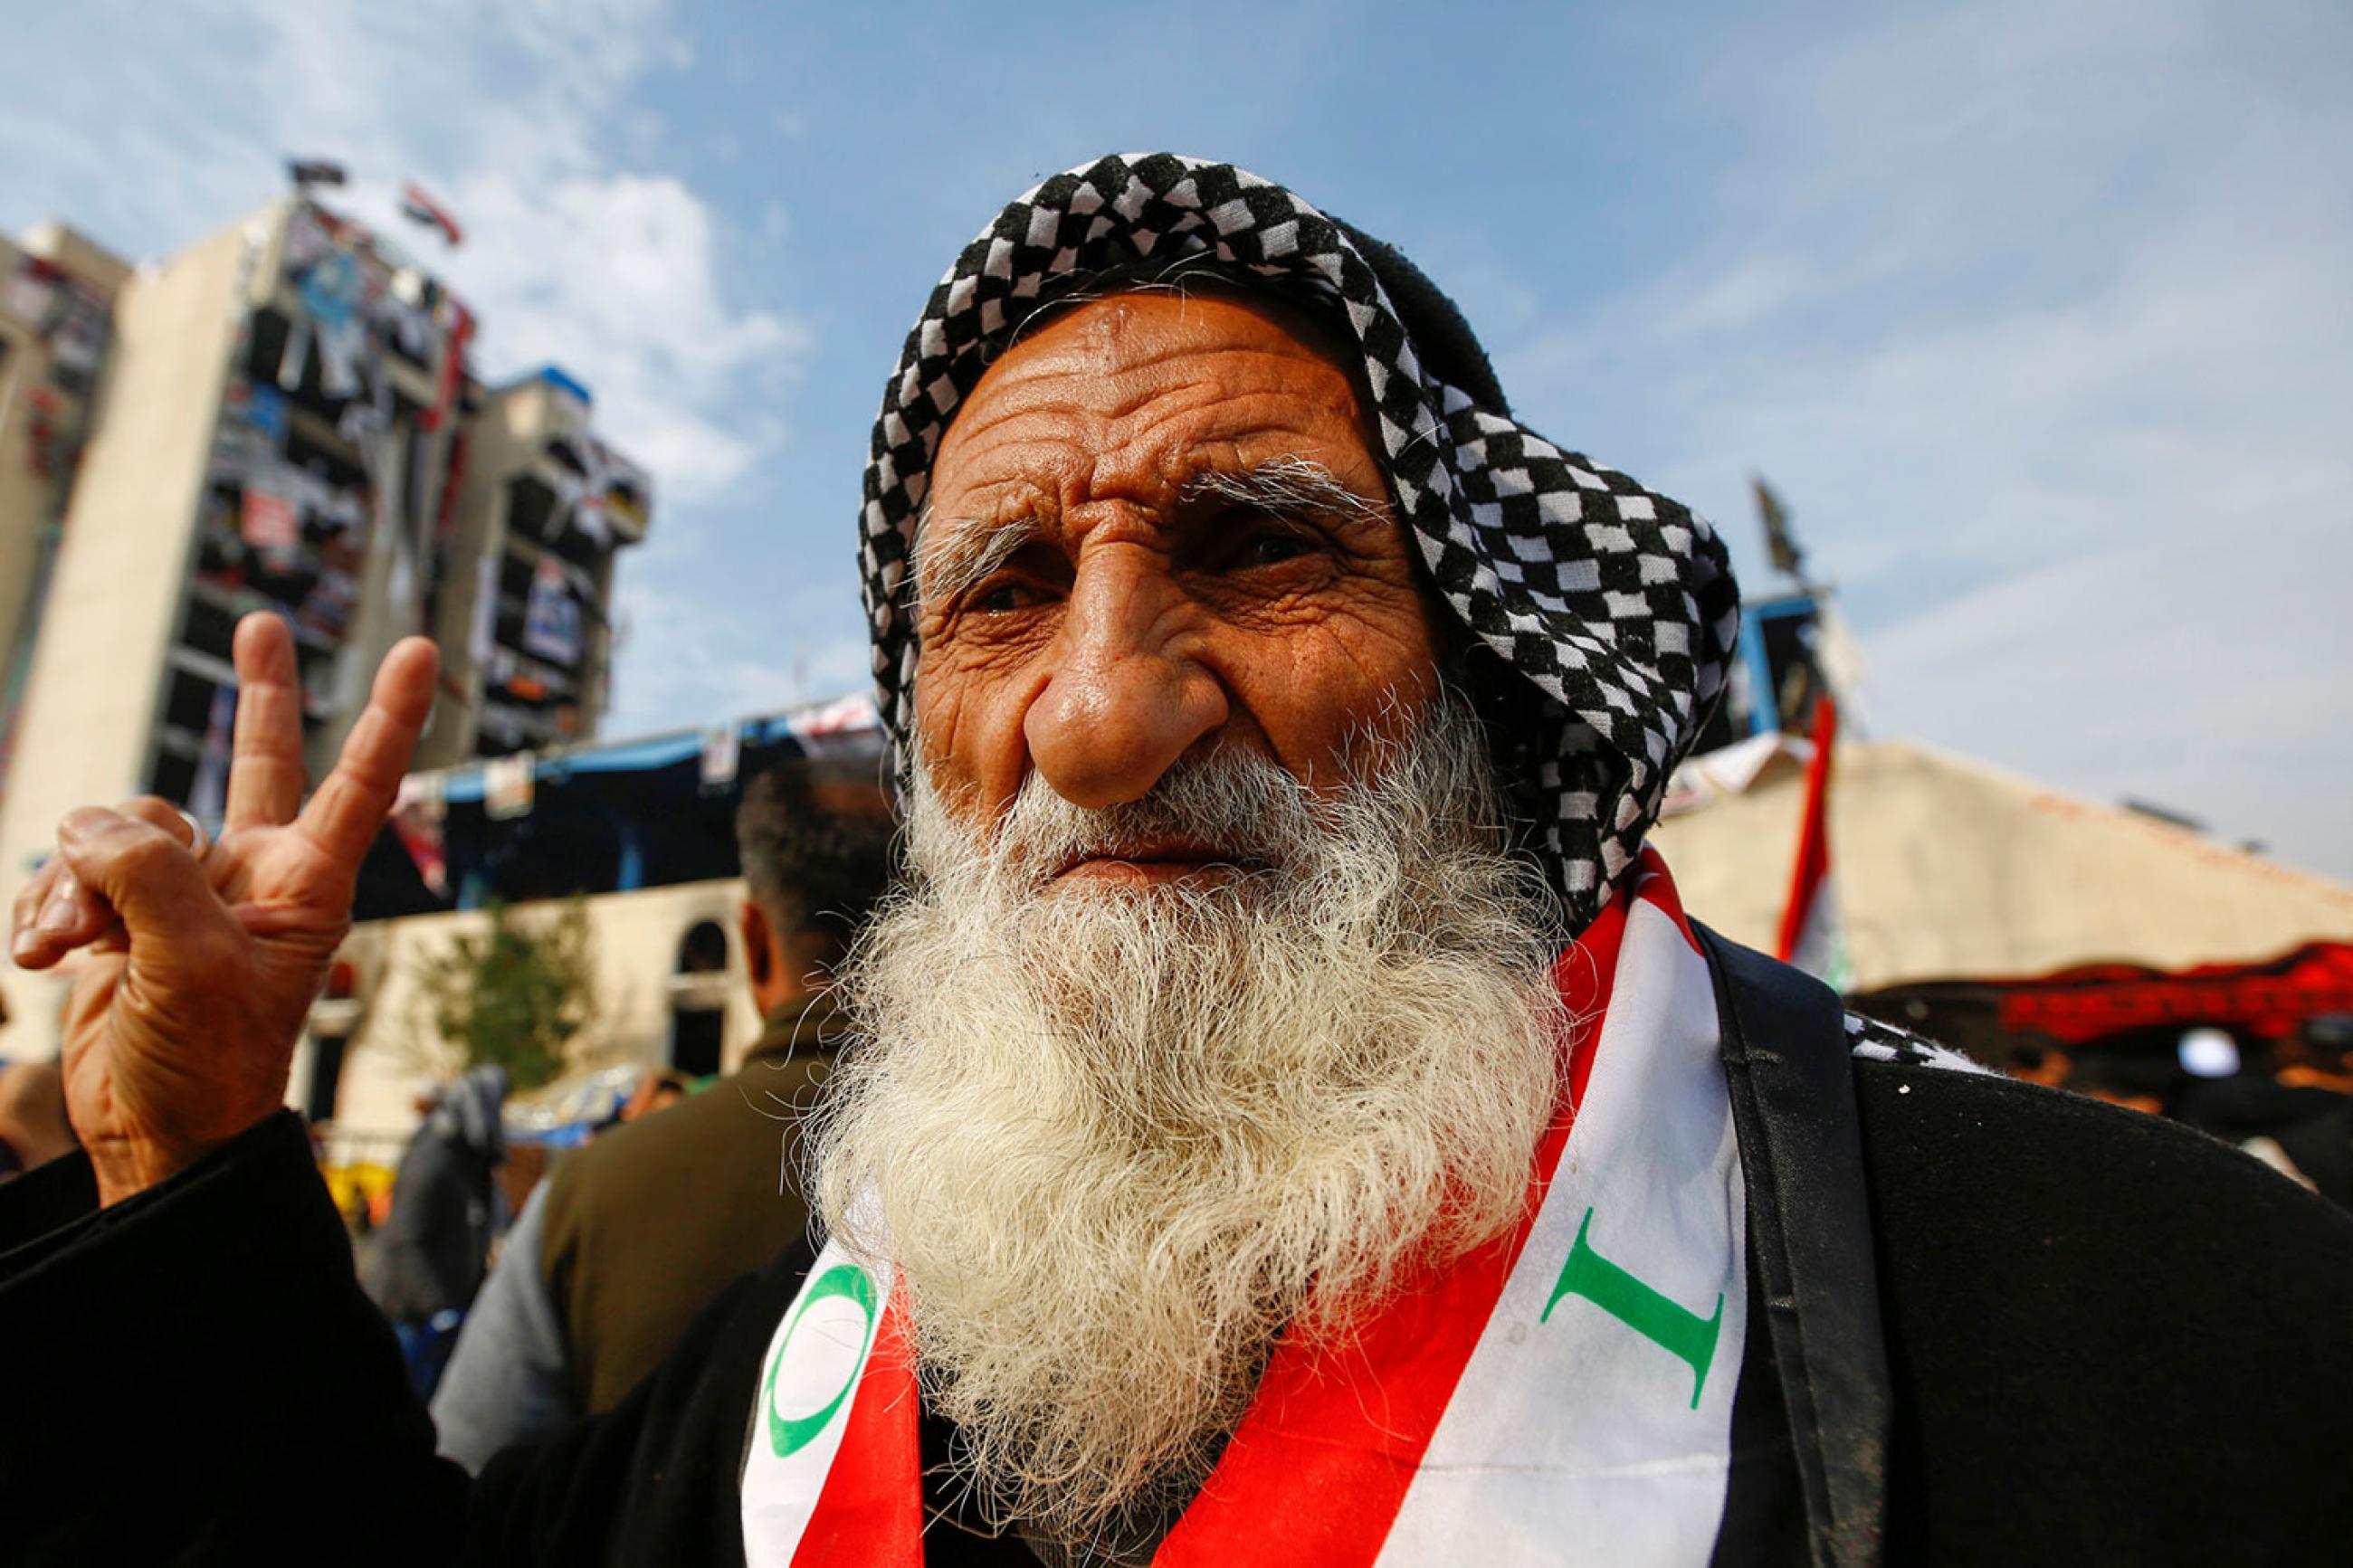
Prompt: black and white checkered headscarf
<box><xmin>859</xmin><ymin>153</ymin><xmax>1739</xmax><ymax>929</ymax></box>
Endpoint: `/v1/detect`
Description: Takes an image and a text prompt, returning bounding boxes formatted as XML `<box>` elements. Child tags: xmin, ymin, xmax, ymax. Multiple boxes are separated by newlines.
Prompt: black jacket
<box><xmin>5</xmin><ymin>947</ymin><xmax>2351</xmax><ymax>1566</ymax></box>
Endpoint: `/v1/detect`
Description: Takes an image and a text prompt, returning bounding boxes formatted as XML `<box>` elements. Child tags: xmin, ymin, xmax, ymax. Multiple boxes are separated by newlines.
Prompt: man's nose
<box><xmin>1024</xmin><ymin>560</ymin><xmax>1228</xmax><ymax>809</ymax></box>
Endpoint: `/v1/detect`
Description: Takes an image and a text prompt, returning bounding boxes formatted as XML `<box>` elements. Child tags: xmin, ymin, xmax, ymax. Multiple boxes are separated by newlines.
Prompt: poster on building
<box><xmin>46</xmin><ymin>292</ymin><xmax>106</xmax><ymax>387</ymax></box>
<box><xmin>700</xmin><ymin>724</ymin><xmax>740</xmax><ymax>789</ymax></box>
<box><xmin>391</xmin><ymin>772</ymin><xmax>449</xmax><ymax>895</ymax></box>
<box><xmin>244</xmin><ymin>383</ymin><xmax>287</xmax><ymax>442</ymax></box>
<box><xmin>787</xmin><ymin>692</ymin><xmax>882</xmax><ymax>757</ymax></box>
<box><xmin>186</xmin><ymin>682</ymin><xmax>239</xmax><ymax>824</ymax></box>
<box><xmin>522</xmin><ymin>553</ymin><xmax>581</xmax><ymax>666</ymax></box>
<box><xmin>295</xmin><ymin>243</ymin><xmax>367</xmax><ymax>399</ymax></box>
<box><xmin>468</xmin><ymin>553</ymin><xmax>500</xmax><ymax>667</ymax></box>
<box><xmin>240</xmin><ymin>476</ymin><xmax>300</xmax><ymax>552</ymax></box>
<box><xmin>2</xmin><ymin>262</ymin><xmax>54</xmax><ymax>326</ymax></box>
<box><xmin>484</xmin><ymin>754</ymin><xmax>535</xmax><ymax>821</ymax></box>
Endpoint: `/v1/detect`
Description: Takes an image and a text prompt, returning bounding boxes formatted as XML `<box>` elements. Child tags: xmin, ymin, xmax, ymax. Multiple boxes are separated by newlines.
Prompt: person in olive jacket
<box><xmin>428</xmin><ymin>751</ymin><xmax>892</xmax><ymax>1465</ymax></box>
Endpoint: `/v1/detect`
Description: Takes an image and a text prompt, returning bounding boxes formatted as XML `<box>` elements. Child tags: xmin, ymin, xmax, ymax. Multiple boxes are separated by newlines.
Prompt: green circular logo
<box><xmin>762</xmin><ymin>1263</ymin><xmax>882</xmax><ymax>1458</ymax></box>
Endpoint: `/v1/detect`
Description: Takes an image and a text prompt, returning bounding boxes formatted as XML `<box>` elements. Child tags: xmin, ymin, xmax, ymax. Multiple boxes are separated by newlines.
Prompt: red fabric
<box><xmin>1152</xmin><ymin>879</ymin><xmax>1638</xmax><ymax>1567</ymax></box>
<box><xmin>1996</xmin><ymin>942</ymin><xmax>2353</xmax><ymax>1043</ymax></box>
<box><xmin>423</xmin><ymin>303</ymin><xmax>473</xmax><ymax>433</ymax></box>
<box><xmin>1634</xmin><ymin>845</ymin><xmax>1702</xmax><ymax>959</ymax></box>
<box><xmin>790</xmin><ymin>1288</ymin><xmax>926</xmax><ymax>1567</ymax></box>
<box><xmin>400</xmin><ymin>182</ymin><xmax>465</xmax><ymax>248</ymax></box>
<box><xmin>1776</xmin><ymin>696</ymin><xmax>1838</xmax><ymax>964</ymax></box>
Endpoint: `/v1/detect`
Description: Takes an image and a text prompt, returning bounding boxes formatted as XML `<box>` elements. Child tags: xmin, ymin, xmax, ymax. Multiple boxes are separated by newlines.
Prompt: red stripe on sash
<box><xmin>1632</xmin><ymin>845</ymin><xmax>1701</xmax><ymax>956</ymax></box>
<box><xmin>1151</xmin><ymin>881</ymin><xmax>1640</xmax><ymax>1567</ymax></box>
<box><xmin>791</xmin><ymin>1288</ymin><xmax>926</xmax><ymax>1567</ymax></box>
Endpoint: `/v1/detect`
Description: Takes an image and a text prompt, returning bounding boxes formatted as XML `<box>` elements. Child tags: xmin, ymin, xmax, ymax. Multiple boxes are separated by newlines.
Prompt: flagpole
<box><xmin>1776</xmin><ymin>693</ymin><xmax>1839</xmax><ymax>965</ymax></box>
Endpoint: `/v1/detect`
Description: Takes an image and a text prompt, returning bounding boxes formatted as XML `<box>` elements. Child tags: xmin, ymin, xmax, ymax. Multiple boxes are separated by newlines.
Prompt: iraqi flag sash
<box><xmin>741</xmin><ymin>851</ymin><xmax>1748</xmax><ymax>1566</ymax></box>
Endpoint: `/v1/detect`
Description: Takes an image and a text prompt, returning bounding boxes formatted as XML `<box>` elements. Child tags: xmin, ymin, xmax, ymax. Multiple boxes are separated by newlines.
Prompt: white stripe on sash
<box><xmin>740</xmin><ymin>1235</ymin><xmax>892</xmax><ymax>1566</ymax></box>
<box><xmin>1373</xmin><ymin>897</ymin><xmax>1745</xmax><ymax>1567</ymax></box>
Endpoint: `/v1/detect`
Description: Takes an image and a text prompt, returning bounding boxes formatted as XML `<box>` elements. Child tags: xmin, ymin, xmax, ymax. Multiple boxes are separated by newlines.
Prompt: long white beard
<box><xmin>811</xmin><ymin>701</ymin><xmax>1566</xmax><ymax>1539</ymax></box>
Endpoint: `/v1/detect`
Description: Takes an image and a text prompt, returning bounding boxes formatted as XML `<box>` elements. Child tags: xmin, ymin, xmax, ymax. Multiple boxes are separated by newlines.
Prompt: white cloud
<box><xmin>342</xmin><ymin>168</ymin><xmax>806</xmax><ymax>504</ymax></box>
<box><xmin>1869</xmin><ymin>513</ymin><xmax>2352</xmax><ymax>874</ymax></box>
<box><xmin>1</xmin><ymin>0</ymin><xmax>821</xmax><ymax>754</ymax></box>
<box><xmin>602</xmin><ymin>582</ymin><xmax>869</xmax><ymax>739</ymax></box>
<box><xmin>1493</xmin><ymin>0</ymin><xmax>2353</xmax><ymax>878</ymax></box>
<box><xmin>1</xmin><ymin>0</ymin><xmax>805</xmax><ymax>511</ymax></box>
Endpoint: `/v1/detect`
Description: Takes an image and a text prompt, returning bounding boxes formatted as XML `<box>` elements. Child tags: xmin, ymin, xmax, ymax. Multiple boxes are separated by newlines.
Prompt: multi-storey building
<box><xmin>424</xmin><ymin>366</ymin><xmax>651</xmax><ymax>766</ymax></box>
<box><xmin>0</xmin><ymin>223</ymin><xmax>123</xmax><ymax>793</ymax></box>
<box><xmin>0</xmin><ymin>194</ymin><xmax>653</xmax><ymax>1060</ymax></box>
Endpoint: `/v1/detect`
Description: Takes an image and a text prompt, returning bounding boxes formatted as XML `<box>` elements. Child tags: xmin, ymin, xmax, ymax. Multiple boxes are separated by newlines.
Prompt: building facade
<box><xmin>0</xmin><ymin>194</ymin><xmax>653</xmax><ymax>1060</ymax></box>
<box><xmin>307</xmin><ymin>698</ymin><xmax>881</xmax><ymax>1164</ymax></box>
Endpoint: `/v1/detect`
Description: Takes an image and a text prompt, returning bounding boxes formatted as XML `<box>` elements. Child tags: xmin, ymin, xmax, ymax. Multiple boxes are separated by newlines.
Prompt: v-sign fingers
<box><xmin>297</xmin><ymin>637</ymin><xmax>439</xmax><ymax>874</ymax></box>
<box><xmin>224</xmin><ymin>613</ymin><xmax>309</xmax><ymax>832</ymax></box>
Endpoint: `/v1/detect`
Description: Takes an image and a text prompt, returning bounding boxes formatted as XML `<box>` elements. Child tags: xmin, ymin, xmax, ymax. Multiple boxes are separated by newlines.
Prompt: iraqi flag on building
<box><xmin>1776</xmin><ymin>694</ymin><xmax>1853</xmax><ymax>991</ymax></box>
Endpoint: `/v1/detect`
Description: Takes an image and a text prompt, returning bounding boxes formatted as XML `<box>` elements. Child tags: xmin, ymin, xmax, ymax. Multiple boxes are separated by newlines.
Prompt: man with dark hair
<box><xmin>5</xmin><ymin>154</ymin><xmax>2352</xmax><ymax>1565</ymax></box>
<box><xmin>429</xmin><ymin>750</ymin><xmax>892</xmax><ymax>1467</ymax></box>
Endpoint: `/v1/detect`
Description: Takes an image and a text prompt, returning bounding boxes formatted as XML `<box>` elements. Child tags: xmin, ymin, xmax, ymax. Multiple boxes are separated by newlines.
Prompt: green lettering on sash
<box><xmin>1540</xmin><ymin>1206</ymin><xmax>1724</xmax><ymax>1409</ymax></box>
<box><xmin>763</xmin><ymin>1263</ymin><xmax>881</xmax><ymax>1457</ymax></box>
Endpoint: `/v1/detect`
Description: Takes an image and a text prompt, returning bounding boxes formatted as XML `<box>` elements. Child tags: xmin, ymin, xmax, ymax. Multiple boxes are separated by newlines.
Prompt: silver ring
<box><xmin>174</xmin><ymin>809</ymin><xmax>211</xmax><ymax>861</ymax></box>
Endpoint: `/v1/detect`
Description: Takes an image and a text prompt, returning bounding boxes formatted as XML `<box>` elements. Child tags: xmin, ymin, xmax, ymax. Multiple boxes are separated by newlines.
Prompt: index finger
<box><xmin>296</xmin><ymin>637</ymin><xmax>440</xmax><ymax>870</ymax></box>
<box><xmin>224</xmin><ymin>613</ymin><xmax>307</xmax><ymax>832</ymax></box>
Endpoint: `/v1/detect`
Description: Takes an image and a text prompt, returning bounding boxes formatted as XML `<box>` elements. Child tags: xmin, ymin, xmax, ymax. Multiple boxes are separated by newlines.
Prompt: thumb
<box><xmin>55</xmin><ymin>807</ymin><xmax>224</xmax><ymax>943</ymax></box>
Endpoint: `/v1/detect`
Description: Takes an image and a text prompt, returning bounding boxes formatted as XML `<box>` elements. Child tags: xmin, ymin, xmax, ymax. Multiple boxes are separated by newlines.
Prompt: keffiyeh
<box><xmin>857</xmin><ymin>152</ymin><xmax>1740</xmax><ymax>927</ymax></box>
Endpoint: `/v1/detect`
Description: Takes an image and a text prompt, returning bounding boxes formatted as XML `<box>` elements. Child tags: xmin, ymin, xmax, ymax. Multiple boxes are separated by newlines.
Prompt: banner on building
<box><xmin>240</xmin><ymin>477</ymin><xmax>300</xmax><ymax>553</ymax></box>
<box><xmin>700</xmin><ymin>724</ymin><xmax>741</xmax><ymax>789</ymax></box>
<box><xmin>391</xmin><ymin>772</ymin><xmax>449</xmax><ymax>894</ymax></box>
<box><xmin>522</xmin><ymin>553</ymin><xmax>581</xmax><ymax>666</ymax></box>
<box><xmin>186</xmin><ymin>681</ymin><xmax>240</xmax><ymax>825</ymax></box>
<box><xmin>485</xmin><ymin>754</ymin><xmax>536</xmax><ymax>821</ymax></box>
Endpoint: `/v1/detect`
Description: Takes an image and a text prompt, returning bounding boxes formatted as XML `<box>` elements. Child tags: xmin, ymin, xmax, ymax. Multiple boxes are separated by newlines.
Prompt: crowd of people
<box><xmin>3</xmin><ymin>152</ymin><xmax>2350</xmax><ymax>1564</ymax></box>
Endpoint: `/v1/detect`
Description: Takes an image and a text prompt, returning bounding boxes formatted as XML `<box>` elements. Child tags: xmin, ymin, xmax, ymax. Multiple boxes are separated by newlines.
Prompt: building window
<box><xmin>305</xmin><ymin>1033</ymin><xmax>349</xmax><ymax>1124</ymax></box>
<box><xmin>676</xmin><ymin>919</ymin><xmax>729</xmax><ymax>975</ymax></box>
<box><xmin>669</xmin><ymin>918</ymin><xmax>730</xmax><ymax>1077</ymax></box>
<box><xmin>670</xmin><ymin>1010</ymin><xmax>723</xmax><ymax>1079</ymax></box>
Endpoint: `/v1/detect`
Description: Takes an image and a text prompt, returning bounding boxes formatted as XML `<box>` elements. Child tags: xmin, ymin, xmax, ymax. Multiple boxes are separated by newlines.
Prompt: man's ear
<box><xmin>739</xmin><ymin>900</ymin><xmax>775</xmax><ymax>992</ymax></box>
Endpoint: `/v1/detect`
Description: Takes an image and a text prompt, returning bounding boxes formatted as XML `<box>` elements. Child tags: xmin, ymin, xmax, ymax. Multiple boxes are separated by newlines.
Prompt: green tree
<box><xmin>412</xmin><ymin>897</ymin><xmax>599</xmax><ymax>1091</ymax></box>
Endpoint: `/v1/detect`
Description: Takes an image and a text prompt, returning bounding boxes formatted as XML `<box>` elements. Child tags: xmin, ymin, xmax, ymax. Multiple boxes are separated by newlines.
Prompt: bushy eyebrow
<box><xmin>914</xmin><ymin>458</ymin><xmax>1387</xmax><ymax>613</ymax></box>
<box><xmin>915</xmin><ymin>506</ymin><xmax>1042</xmax><ymax>614</ymax></box>
<box><xmin>1178</xmin><ymin>457</ymin><xmax>1386</xmax><ymax>527</ymax></box>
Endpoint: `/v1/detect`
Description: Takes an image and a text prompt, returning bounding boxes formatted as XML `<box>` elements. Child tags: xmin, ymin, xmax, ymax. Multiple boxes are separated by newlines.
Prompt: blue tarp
<box><xmin>435</xmin><ymin>700</ymin><xmax>878</xmax><ymax>803</ymax></box>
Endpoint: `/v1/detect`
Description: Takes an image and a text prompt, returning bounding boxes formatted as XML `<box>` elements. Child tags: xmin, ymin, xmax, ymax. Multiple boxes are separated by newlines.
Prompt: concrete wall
<box><xmin>0</xmin><ymin>215</ymin><xmax>254</xmax><ymax>1059</ymax></box>
<box><xmin>0</xmin><ymin>225</ymin><xmax>124</xmax><ymax>754</ymax></box>
<box><xmin>300</xmin><ymin>876</ymin><xmax>766</xmax><ymax>1147</ymax></box>
<box><xmin>0</xmin><ymin>244</ymin><xmax>58</xmax><ymax>701</ymax></box>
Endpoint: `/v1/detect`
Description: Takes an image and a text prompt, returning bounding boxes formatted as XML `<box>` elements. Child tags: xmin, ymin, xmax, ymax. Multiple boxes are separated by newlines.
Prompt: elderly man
<box><xmin>4</xmin><ymin>155</ymin><xmax>2349</xmax><ymax>1566</ymax></box>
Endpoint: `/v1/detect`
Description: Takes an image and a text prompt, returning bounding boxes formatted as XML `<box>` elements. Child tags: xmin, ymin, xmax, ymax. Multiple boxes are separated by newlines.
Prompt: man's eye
<box><xmin>1238</xmin><ymin>531</ymin><xmax>1311</xmax><ymax>567</ymax></box>
<box><xmin>971</xmin><ymin>581</ymin><xmax>1034</xmax><ymax>613</ymax></box>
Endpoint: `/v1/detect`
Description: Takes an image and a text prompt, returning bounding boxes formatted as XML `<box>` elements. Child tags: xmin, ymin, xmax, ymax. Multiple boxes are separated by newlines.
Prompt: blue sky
<box><xmin>5</xmin><ymin>1</ymin><xmax>2350</xmax><ymax>876</ymax></box>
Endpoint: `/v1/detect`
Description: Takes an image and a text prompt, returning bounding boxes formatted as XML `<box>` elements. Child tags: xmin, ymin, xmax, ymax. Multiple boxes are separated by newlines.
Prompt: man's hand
<box><xmin>9</xmin><ymin>614</ymin><xmax>437</xmax><ymax>1205</ymax></box>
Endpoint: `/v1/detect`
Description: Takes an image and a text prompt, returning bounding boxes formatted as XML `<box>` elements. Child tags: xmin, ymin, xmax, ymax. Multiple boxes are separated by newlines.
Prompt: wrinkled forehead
<box><xmin>918</xmin><ymin>280</ymin><xmax>1386</xmax><ymax>532</ymax></box>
